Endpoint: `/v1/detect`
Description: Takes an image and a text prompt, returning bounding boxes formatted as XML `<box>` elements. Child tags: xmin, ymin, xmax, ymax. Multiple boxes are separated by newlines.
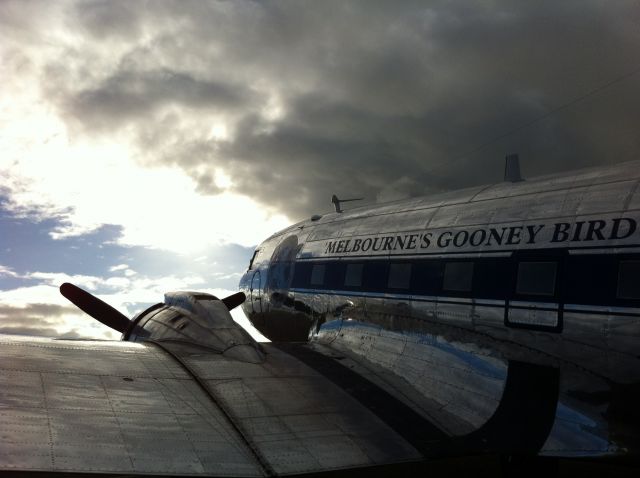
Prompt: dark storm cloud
<box><xmin>65</xmin><ymin>69</ymin><xmax>256</xmax><ymax>131</ymax></box>
<box><xmin>7</xmin><ymin>0</ymin><xmax>639</xmax><ymax>220</ymax></box>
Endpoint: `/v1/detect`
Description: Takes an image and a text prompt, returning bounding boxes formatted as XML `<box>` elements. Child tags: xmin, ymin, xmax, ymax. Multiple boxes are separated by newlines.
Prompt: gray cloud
<box><xmin>0</xmin><ymin>303</ymin><xmax>85</xmax><ymax>338</ymax></box>
<box><xmin>3</xmin><ymin>0</ymin><xmax>639</xmax><ymax>220</ymax></box>
<box><xmin>64</xmin><ymin>69</ymin><xmax>256</xmax><ymax>132</ymax></box>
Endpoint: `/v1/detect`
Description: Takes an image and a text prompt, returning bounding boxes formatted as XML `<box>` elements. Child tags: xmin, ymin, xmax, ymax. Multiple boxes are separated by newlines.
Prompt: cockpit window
<box><xmin>248</xmin><ymin>249</ymin><xmax>259</xmax><ymax>270</ymax></box>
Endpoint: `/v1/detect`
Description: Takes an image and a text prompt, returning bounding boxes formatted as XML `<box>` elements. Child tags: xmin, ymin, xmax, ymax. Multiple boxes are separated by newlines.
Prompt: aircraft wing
<box><xmin>4</xmin><ymin>283</ymin><xmax>634</xmax><ymax>476</ymax></box>
<box><xmin>0</xmin><ymin>334</ymin><xmax>423</xmax><ymax>476</ymax></box>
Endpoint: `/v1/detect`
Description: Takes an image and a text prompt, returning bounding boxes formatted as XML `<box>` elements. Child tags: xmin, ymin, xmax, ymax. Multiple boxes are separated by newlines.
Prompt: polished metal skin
<box><xmin>239</xmin><ymin>160</ymin><xmax>640</xmax><ymax>462</ymax></box>
<box><xmin>0</xmin><ymin>334</ymin><xmax>424</xmax><ymax>475</ymax></box>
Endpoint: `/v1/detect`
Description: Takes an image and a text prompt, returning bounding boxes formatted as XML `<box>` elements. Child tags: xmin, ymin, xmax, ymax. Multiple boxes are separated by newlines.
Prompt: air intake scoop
<box><xmin>504</xmin><ymin>153</ymin><xmax>524</xmax><ymax>182</ymax></box>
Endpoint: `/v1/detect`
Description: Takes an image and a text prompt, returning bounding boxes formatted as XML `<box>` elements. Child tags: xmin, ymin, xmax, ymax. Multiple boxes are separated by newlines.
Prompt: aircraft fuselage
<box><xmin>239</xmin><ymin>160</ymin><xmax>640</xmax><ymax>457</ymax></box>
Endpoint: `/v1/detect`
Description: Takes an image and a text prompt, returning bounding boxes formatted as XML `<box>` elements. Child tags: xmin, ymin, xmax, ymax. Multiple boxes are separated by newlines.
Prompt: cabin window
<box><xmin>310</xmin><ymin>264</ymin><xmax>326</xmax><ymax>286</ymax></box>
<box><xmin>413</xmin><ymin>260</ymin><xmax>443</xmax><ymax>295</ymax></box>
<box><xmin>443</xmin><ymin>262</ymin><xmax>473</xmax><ymax>292</ymax></box>
<box><xmin>388</xmin><ymin>263</ymin><xmax>411</xmax><ymax>289</ymax></box>
<box><xmin>325</xmin><ymin>262</ymin><xmax>344</xmax><ymax>289</ymax></box>
<box><xmin>292</xmin><ymin>262</ymin><xmax>312</xmax><ymax>288</ymax></box>
<box><xmin>516</xmin><ymin>261</ymin><xmax>557</xmax><ymax>296</ymax></box>
<box><xmin>363</xmin><ymin>261</ymin><xmax>389</xmax><ymax>292</ymax></box>
<box><xmin>617</xmin><ymin>260</ymin><xmax>640</xmax><ymax>299</ymax></box>
<box><xmin>344</xmin><ymin>263</ymin><xmax>364</xmax><ymax>287</ymax></box>
<box><xmin>473</xmin><ymin>258</ymin><xmax>511</xmax><ymax>299</ymax></box>
<box><xmin>565</xmin><ymin>255</ymin><xmax>617</xmax><ymax>306</ymax></box>
<box><xmin>248</xmin><ymin>249</ymin><xmax>259</xmax><ymax>270</ymax></box>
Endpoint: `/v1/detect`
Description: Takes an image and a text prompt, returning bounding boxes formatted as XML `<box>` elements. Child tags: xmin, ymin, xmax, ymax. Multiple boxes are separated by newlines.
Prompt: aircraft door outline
<box><xmin>505</xmin><ymin>250</ymin><xmax>565</xmax><ymax>333</ymax></box>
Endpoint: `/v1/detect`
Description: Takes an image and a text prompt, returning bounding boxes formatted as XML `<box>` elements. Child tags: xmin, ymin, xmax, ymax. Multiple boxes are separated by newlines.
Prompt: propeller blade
<box><xmin>222</xmin><ymin>291</ymin><xmax>246</xmax><ymax>311</ymax></box>
<box><xmin>59</xmin><ymin>282</ymin><xmax>132</xmax><ymax>333</ymax></box>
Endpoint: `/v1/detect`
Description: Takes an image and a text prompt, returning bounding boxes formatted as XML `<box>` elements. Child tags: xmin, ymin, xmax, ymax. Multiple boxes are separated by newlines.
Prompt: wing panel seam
<box><xmin>147</xmin><ymin>340</ymin><xmax>272</xmax><ymax>477</ymax></box>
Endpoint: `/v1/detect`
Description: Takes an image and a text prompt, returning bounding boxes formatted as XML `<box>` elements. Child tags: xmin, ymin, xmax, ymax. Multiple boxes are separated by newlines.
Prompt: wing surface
<box><xmin>0</xmin><ymin>334</ymin><xmax>422</xmax><ymax>476</ymax></box>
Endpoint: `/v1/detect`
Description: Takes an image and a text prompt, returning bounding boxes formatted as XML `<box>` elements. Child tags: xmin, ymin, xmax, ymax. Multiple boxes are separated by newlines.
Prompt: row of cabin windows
<box><xmin>305</xmin><ymin>260</ymin><xmax>557</xmax><ymax>296</ymax></box>
<box><xmin>292</xmin><ymin>257</ymin><xmax>640</xmax><ymax>304</ymax></box>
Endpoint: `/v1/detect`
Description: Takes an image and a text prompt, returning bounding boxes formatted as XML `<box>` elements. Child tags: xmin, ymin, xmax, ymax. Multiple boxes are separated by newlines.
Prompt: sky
<box><xmin>1</xmin><ymin>0</ymin><xmax>639</xmax><ymax>340</ymax></box>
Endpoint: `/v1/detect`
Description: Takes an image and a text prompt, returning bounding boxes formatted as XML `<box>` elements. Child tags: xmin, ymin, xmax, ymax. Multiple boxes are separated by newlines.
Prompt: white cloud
<box><xmin>0</xmin><ymin>284</ymin><xmax>70</xmax><ymax>307</ymax></box>
<box><xmin>0</xmin><ymin>271</ymin><xmax>266</xmax><ymax>341</ymax></box>
<box><xmin>0</xmin><ymin>265</ymin><xmax>18</xmax><ymax>278</ymax></box>
<box><xmin>28</xmin><ymin>272</ymin><xmax>103</xmax><ymax>291</ymax></box>
<box><xmin>109</xmin><ymin>265</ymin><xmax>137</xmax><ymax>277</ymax></box>
<box><xmin>104</xmin><ymin>276</ymin><xmax>131</xmax><ymax>288</ymax></box>
<box><xmin>0</xmin><ymin>284</ymin><xmax>119</xmax><ymax>339</ymax></box>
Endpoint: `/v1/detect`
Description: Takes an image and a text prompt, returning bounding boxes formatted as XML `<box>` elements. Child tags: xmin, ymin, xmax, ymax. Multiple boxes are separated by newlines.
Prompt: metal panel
<box><xmin>317</xmin><ymin>321</ymin><xmax>507</xmax><ymax>436</ymax></box>
<box><xmin>355</xmin><ymin>210</ymin><xmax>435</xmax><ymax>235</ymax></box>
<box><xmin>507</xmin><ymin>306</ymin><xmax>559</xmax><ymax>328</ymax></box>
<box><xmin>507</xmin><ymin>300</ymin><xmax>559</xmax><ymax>328</ymax></box>
<box><xmin>576</xmin><ymin>181</ymin><xmax>637</xmax><ymax>215</ymax></box>
<box><xmin>168</xmin><ymin>343</ymin><xmax>422</xmax><ymax>475</ymax></box>
<box><xmin>429</xmin><ymin>202</ymin><xmax>497</xmax><ymax>229</ymax></box>
<box><xmin>0</xmin><ymin>335</ymin><xmax>429</xmax><ymax>475</ymax></box>
<box><xmin>0</xmin><ymin>336</ymin><xmax>264</xmax><ymax>476</ymax></box>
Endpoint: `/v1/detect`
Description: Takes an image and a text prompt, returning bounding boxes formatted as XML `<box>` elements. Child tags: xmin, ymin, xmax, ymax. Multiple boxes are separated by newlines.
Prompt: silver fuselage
<box><xmin>240</xmin><ymin>160</ymin><xmax>640</xmax><ymax>457</ymax></box>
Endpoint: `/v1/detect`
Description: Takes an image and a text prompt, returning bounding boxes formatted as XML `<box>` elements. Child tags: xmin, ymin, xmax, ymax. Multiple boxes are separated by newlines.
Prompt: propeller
<box><xmin>60</xmin><ymin>282</ymin><xmax>132</xmax><ymax>333</ymax></box>
<box><xmin>60</xmin><ymin>283</ymin><xmax>247</xmax><ymax>333</ymax></box>
<box><xmin>221</xmin><ymin>291</ymin><xmax>246</xmax><ymax>311</ymax></box>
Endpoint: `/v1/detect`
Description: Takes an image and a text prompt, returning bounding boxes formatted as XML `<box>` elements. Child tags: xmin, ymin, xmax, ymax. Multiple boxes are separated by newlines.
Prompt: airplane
<box><xmin>0</xmin><ymin>157</ymin><xmax>638</xmax><ymax>476</ymax></box>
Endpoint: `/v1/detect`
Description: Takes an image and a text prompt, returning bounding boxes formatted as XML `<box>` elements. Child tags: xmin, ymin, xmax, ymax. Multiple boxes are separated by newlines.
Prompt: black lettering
<box><xmin>372</xmin><ymin>237</ymin><xmax>382</xmax><ymax>251</ymax></box>
<box><xmin>342</xmin><ymin>239</ymin><xmax>352</xmax><ymax>253</ymax></box>
<box><xmin>525</xmin><ymin>224</ymin><xmax>544</xmax><ymax>244</ymax></box>
<box><xmin>469</xmin><ymin>229</ymin><xmax>487</xmax><ymax>247</ymax></box>
<box><xmin>352</xmin><ymin>238</ymin><xmax>363</xmax><ymax>252</ymax></box>
<box><xmin>406</xmin><ymin>234</ymin><xmax>418</xmax><ymax>250</ymax></box>
<box><xmin>585</xmin><ymin>220</ymin><xmax>606</xmax><ymax>241</ymax></box>
<box><xmin>486</xmin><ymin>228</ymin><xmax>506</xmax><ymax>246</ymax></box>
<box><xmin>571</xmin><ymin>221</ymin><xmax>585</xmax><ymax>241</ymax></box>
<box><xmin>453</xmin><ymin>230</ymin><xmax>469</xmax><ymax>247</ymax></box>
<box><xmin>551</xmin><ymin>223</ymin><xmax>571</xmax><ymax>243</ymax></box>
<box><xmin>361</xmin><ymin>238</ymin><xmax>372</xmax><ymax>252</ymax></box>
<box><xmin>506</xmin><ymin>226</ymin><xmax>523</xmax><ymax>245</ymax></box>
<box><xmin>382</xmin><ymin>236</ymin><xmax>394</xmax><ymax>251</ymax></box>
<box><xmin>325</xmin><ymin>241</ymin><xmax>336</xmax><ymax>254</ymax></box>
<box><xmin>336</xmin><ymin>240</ymin><xmax>346</xmax><ymax>253</ymax></box>
<box><xmin>438</xmin><ymin>231</ymin><xmax>452</xmax><ymax>248</ymax></box>
<box><xmin>394</xmin><ymin>235</ymin><xmax>405</xmax><ymax>250</ymax></box>
<box><xmin>610</xmin><ymin>218</ymin><xmax>637</xmax><ymax>240</ymax></box>
<box><xmin>420</xmin><ymin>233</ymin><xmax>432</xmax><ymax>248</ymax></box>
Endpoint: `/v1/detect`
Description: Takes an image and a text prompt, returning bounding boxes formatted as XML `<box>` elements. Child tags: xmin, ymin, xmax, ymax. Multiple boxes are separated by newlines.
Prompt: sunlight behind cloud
<box><xmin>0</xmin><ymin>94</ymin><xmax>290</xmax><ymax>254</ymax></box>
<box><xmin>209</xmin><ymin>123</ymin><xmax>229</xmax><ymax>141</ymax></box>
